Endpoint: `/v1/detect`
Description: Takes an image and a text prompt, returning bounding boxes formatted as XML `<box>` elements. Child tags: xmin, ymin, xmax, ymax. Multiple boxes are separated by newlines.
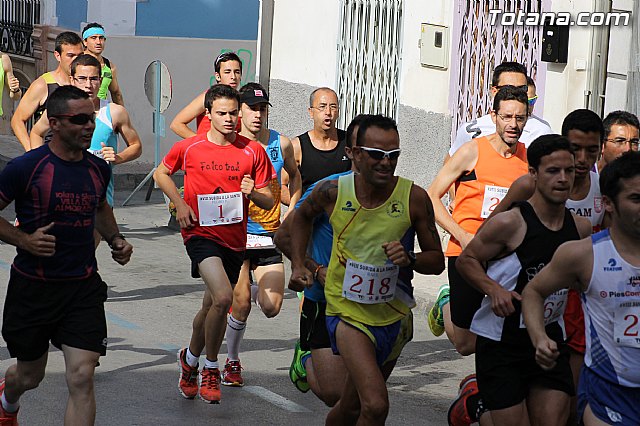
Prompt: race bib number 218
<box><xmin>342</xmin><ymin>259</ymin><xmax>398</xmax><ymax>304</ymax></box>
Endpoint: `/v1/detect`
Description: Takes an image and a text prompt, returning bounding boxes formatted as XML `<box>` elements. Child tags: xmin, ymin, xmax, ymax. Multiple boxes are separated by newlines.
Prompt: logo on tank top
<box><xmin>341</xmin><ymin>155</ymin><xmax>349</xmax><ymax>161</ymax></box>
<box><xmin>386</xmin><ymin>200</ymin><xmax>405</xmax><ymax>218</ymax></box>
<box><xmin>269</xmin><ymin>146</ymin><xmax>279</xmax><ymax>162</ymax></box>
<box><xmin>568</xmin><ymin>207</ymin><xmax>592</xmax><ymax>217</ymax></box>
<box><xmin>628</xmin><ymin>276</ymin><xmax>640</xmax><ymax>287</ymax></box>
<box><xmin>342</xmin><ymin>200</ymin><xmax>356</xmax><ymax>212</ymax></box>
<box><xmin>604</xmin><ymin>258</ymin><xmax>623</xmax><ymax>272</ymax></box>
<box><xmin>594</xmin><ymin>196</ymin><xmax>603</xmax><ymax>213</ymax></box>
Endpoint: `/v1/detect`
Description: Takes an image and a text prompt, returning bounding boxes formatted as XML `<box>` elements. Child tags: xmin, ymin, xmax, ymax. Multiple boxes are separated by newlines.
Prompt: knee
<box><xmin>260</xmin><ymin>299</ymin><xmax>282</xmax><ymax>318</ymax></box>
<box><xmin>360</xmin><ymin>395</ymin><xmax>389</xmax><ymax>420</ymax></box>
<box><xmin>233</xmin><ymin>298</ymin><xmax>251</xmax><ymax>321</ymax></box>
<box><xmin>13</xmin><ymin>369</ymin><xmax>45</xmax><ymax>392</ymax></box>
<box><xmin>454</xmin><ymin>340</ymin><xmax>475</xmax><ymax>356</ymax></box>
<box><xmin>65</xmin><ymin>362</ymin><xmax>96</xmax><ymax>393</ymax></box>
<box><xmin>211</xmin><ymin>294</ymin><xmax>233</xmax><ymax>313</ymax></box>
<box><xmin>323</xmin><ymin>392</ymin><xmax>341</xmax><ymax>408</ymax></box>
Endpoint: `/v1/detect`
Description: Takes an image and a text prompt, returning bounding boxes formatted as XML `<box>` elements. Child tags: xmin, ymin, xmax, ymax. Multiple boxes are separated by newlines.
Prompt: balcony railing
<box><xmin>0</xmin><ymin>0</ymin><xmax>41</xmax><ymax>56</ymax></box>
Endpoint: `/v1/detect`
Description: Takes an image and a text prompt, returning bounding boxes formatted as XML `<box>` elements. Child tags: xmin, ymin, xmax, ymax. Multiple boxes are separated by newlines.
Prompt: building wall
<box><xmin>269</xmin><ymin>0</ymin><xmax>452</xmax><ymax>185</ymax></box>
<box><xmin>104</xmin><ymin>37</ymin><xmax>256</xmax><ymax>164</ymax></box>
<box><xmin>53</xmin><ymin>0</ymin><xmax>259</xmax><ymax>39</ymax></box>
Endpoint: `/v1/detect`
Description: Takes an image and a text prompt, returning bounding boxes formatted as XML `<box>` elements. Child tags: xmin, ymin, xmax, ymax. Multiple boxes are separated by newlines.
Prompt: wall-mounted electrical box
<box><xmin>419</xmin><ymin>23</ymin><xmax>449</xmax><ymax>70</ymax></box>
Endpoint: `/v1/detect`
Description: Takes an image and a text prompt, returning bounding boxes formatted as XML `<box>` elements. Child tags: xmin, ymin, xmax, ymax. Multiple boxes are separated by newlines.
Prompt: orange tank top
<box><xmin>445</xmin><ymin>136</ymin><xmax>528</xmax><ymax>257</ymax></box>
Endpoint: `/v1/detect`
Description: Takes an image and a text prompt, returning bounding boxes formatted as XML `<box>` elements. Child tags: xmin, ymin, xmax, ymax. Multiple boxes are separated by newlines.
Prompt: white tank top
<box><xmin>583</xmin><ymin>230</ymin><xmax>640</xmax><ymax>387</ymax></box>
<box><xmin>566</xmin><ymin>171</ymin><xmax>604</xmax><ymax>232</ymax></box>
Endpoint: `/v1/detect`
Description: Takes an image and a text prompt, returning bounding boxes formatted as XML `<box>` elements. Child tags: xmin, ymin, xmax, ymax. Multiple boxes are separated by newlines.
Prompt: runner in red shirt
<box><xmin>154</xmin><ymin>84</ymin><xmax>275</xmax><ymax>404</ymax></box>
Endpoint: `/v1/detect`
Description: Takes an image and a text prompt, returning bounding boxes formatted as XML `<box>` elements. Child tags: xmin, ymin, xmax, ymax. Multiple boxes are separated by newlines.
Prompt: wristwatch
<box><xmin>407</xmin><ymin>250</ymin><xmax>417</xmax><ymax>268</ymax></box>
<box><xmin>108</xmin><ymin>233</ymin><xmax>126</xmax><ymax>248</ymax></box>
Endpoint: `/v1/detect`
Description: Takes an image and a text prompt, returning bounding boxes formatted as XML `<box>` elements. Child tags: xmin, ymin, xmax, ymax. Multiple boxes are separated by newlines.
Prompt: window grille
<box><xmin>336</xmin><ymin>0</ymin><xmax>404</xmax><ymax>129</ymax></box>
<box><xmin>451</xmin><ymin>0</ymin><xmax>543</xmax><ymax>139</ymax></box>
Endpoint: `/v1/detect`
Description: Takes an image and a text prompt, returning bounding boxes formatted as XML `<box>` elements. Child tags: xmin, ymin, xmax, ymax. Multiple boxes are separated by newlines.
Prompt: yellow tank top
<box><xmin>325</xmin><ymin>174</ymin><xmax>413</xmax><ymax>326</ymax></box>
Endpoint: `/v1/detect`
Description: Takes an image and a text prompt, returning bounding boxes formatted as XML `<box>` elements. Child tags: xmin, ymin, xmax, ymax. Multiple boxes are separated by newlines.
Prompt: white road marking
<box><xmin>244</xmin><ymin>386</ymin><xmax>311</xmax><ymax>413</ymax></box>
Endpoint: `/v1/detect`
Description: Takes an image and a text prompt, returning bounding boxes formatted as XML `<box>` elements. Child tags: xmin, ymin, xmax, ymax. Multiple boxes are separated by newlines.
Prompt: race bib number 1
<box><xmin>197</xmin><ymin>192</ymin><xmax>243</xmax><ymax>226</ymax></box>
<box><xmin>342</xmin><ymin>259</ymin><xmax>398</xmax><ymax>304</ymax></box>
<box><xmin>481</xmin><ymin>185</ymin><xmax>509</xmax><ymax>218</ymax></box>
<box><xmin>614</xmin><ymin>302</ymin><xmax>640</xmax><ymax>348</ymax></box>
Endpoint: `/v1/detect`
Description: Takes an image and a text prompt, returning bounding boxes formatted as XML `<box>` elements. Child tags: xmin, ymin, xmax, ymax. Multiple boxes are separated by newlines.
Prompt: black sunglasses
<box><xmin>52</xmin><ymin>113</ymin><xmax>95</xmax><ymax>125</ymax></box>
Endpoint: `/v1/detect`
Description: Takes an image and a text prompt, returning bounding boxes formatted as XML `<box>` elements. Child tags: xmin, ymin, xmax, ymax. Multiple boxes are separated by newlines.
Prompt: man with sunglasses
<box><xmin>289</xmin><ymin>114</ymin><xmax>445</xmax><ymax>425</ymax></box>
<box><xmin>29</xmin><ymin>54</ymin><xmax>142</xmax><ymax>210</ymax></box>
<box><xmin>0</xmin><ymin>85</ymin><xmax>133</xmax><ymax>425</ymax></box>
<box><xmin>448</xmin><ymin>62</ymin><xmax>552</xmax><ymax>158</ymax></box>
<box><xmin>427</xmin><ymin>86</ymin><xmax>529</xmax><ymax>358</ymax></box>
<box><xmin>11</xmin><ymin>32</ymin><xmax>84</xmax><ymax>151</ymax></box>
<box><xmin>282</xmin><ymin>87</ymin><xmax>350</xmax><ymax>201</ymax></box>
<box><xmin>596</xmin><ymin>110</ymin><xmax>639</xmax><ymax>173</ymax></box>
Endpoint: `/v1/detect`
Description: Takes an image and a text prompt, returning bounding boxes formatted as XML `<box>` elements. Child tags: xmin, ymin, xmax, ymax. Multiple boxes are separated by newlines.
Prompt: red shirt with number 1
<box><xmin>162</xmin><ymin>133</ymin><xmax>275</xmax><ymax>251</ymax></box>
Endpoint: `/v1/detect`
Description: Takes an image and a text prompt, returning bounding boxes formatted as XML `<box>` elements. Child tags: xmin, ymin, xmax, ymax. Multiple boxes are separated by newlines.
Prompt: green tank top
<box><xmin>325</xmin><ymin>173</ymin><xmax>413</xmax><ymax>326</ymax></box>
<box><xmin>98</xmin><ymin>59</ymin><xmax>112</xmax><ymax>100</ymax></box>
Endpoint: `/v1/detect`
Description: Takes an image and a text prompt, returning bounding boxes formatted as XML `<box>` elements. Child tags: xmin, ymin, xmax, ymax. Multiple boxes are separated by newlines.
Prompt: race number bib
<box><xmin>342</xmin><ymin>259</ymin><xmax>398</xmax><ymax>304</ymax></box>
<box><xmin>246</xmin><ymin>234</ymin><xmax>275</xmax><ymax>249</ymax></box>
<box><xmin>614</xmin><ymin>302</ymin><xmax>640</xmax><ymax>348</ymax></box>
<box><xmin>481</xmin><ymin>185</ymin><xmax>509</xmax><ymax>218</ymax></box>
<box><xmin>520</xmin><ymin>289</ymin><xmax>568</xmax><ymax>328</ymax></box>
<box><xmin>197</xmin><ymin>192</ymin><xmax>243</xmax><ymax>226</ymax></box>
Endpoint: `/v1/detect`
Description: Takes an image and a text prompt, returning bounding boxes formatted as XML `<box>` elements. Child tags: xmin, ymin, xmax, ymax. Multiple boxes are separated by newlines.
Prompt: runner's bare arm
<box><xmin>484</xmin><ymin>174</ymin><xmax>535</xmax><ymax>222</ymax></box>
<box><xmin>153</xmin><ymin>163</ymin><xmax>197</xmax><ymax>228</ymax></box>
<box><xmin>405</xmin><ymin>185</ymin><xmax>445</xmax><ymax>275</ymax></box>
<box><xmin>1</xmin><ymin>53</ymin><xmax>21</xmax><ymax>101</ymax></box>
<box><xmin>170</xmin><ymin>92</ymin><xmax>206</xmax><ymax>139</ymax></box>
<box><xmin>457</xmin><ymin>209</ymin><xmax>526</xmax><ymax>317</ymax></box>
<box><xmin>108</xmin><ymin>62</ymin><xmax>124</xmax><ymax>106</ymax></box>
<box><xmin>288</xmin><ymin>179</ymin><xmax>337</xmax><ymax>289</ymax></box>
<box><xmin>29</xmin><ymin>112</ymin><xmax>50</xmax><ymax>149</ymax></box>
<box><xmin>95</xmin><ymin>198</ymin><xmax>133</xmax><ymax>265</ymax></box>
<box><xmin>109</xmin><ymin>104</ymin><xmax>142</xmax><ymax>164</ymax></box>
<box><xmin>274</xmin><ymin>209</ymin><xmax>328</xmax><ymax>284</ymax></box>
<box><xmin>281</xmin><ymin>135</ymin><xmax>302</xmax><ymax>210</ymax></box>
<box><xmin>242</xmin><ymin>174</ymin><xmax>274</xmax><ymax>211</ymax></box>
<box><xmin>522</xmin><ymin>239</ymin><xmax>593</xmax><ymax>369</ymax></box>
<box><xmin>11</xmin><ymin>77</ymin><xmax>47</xmax><ymax>150</ymax></box>
<box><xmin>426</xmin><ymin>142</ymin><xmax>479</xmax><ymax>249</ymax></box>
<box><xmin>574</xmin><ymin>214</ymin><xmax>594</xmax><ymax>239</ymax></box>
<box><xmin>280</xmin><ymin>136</ymin><xmax>302</xmax><ymax>205</ymax></box>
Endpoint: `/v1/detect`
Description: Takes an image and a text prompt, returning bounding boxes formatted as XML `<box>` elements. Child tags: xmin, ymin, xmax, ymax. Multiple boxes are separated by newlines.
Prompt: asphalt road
<box><xmin>0</xmin><ymin>188</ymin><xmax>474</xmax><ymax>425</ymax></box>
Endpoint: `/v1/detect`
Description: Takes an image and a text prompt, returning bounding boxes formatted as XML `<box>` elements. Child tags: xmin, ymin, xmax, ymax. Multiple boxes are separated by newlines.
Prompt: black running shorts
<box><xmin>2</xmin><ymin>270</ymin><xmax>108</xmax><ymax>361</ymax></box>
<box><xmin>449</xmin><ymin>256</ymin><xmax>485</xmax><ymax>329</ymax></box>
<box><xmin>185</xmin><ymin>236</ymin><xmax>244</xmax><ymax>284</ymax></box>
<box><xmin>300</xmin><ymin>298</ymin><xmax>331</xmax><ymax>351</ymax></box>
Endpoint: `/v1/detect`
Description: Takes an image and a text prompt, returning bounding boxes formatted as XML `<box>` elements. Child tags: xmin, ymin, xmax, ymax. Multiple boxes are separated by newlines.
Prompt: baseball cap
<box><xmin>240</xmin><ymin>88</ymin><xmax>272</xmax><ymax>106</ymax></box>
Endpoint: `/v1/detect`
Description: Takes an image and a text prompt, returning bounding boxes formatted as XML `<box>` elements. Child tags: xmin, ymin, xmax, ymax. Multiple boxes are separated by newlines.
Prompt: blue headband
<box><xmin>83</xmin><ymin>27</ymin><xmax>106</xmax><ymax>40</ymax></box>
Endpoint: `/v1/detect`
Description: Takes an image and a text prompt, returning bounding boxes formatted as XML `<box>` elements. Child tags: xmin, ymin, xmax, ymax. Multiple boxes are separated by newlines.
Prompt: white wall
<box><xmin>270</xmin><ymin>0</ymin><xmax>341</xmax><ymax>89</ymax></box>
<box><xmin>397</xmin><ymin>1</ymin><xmax>452</xmax><ymax>114</ymax></box>
<box><xmin>542</xmin><ymin>0</ymin><xmax>601</xmax><ymax>131</ymax></box>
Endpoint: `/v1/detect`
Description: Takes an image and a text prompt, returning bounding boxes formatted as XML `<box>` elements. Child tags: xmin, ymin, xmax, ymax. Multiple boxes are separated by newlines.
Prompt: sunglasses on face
<box><xmin>51</xmin><ymin>113</ymin><xmax>96</xmax><ymax>125</ymax></box>
<box><xmin>358</xmin><ymin>146</ymin><xmax>401</xmax><ymax>161</ymax></box>
<box><xmin>528</xmin><ymin>95</ymin><xmax>538</xmax><ymax>106</ymax></box>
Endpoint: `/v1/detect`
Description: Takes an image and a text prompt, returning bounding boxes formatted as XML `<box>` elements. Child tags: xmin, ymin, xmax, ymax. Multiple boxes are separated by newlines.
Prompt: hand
<box><xmin>316</xmin><ymin>266</ymin><xmax>327</xmax><ymax>286</ymax></box>
<box><xmin>22</xmin><ymin>222</ymin><xmax>56</xmax><ymax>257</ymax></box>
<box><xmin>175</xmin><ymin>200</ymin><xmax>197</xmax><ymax>229</ymax></box>
<box><xmin>8</xmin><ymin>76</ymin><xmax>20</xmax><ymax>93</ymax></box>
<box><xmin>534</xmin><ymin>336</ymin><xmax>559</xmax><ymax>370</ymax></box>
<box><xmin>241</xmin><ymin>174</ymin><xmax>255</xmax><ymax>198</ymax></box>
<box><xmin>101</xmin><ymin>143</ymin><xmax>116</xmax><ymax>163</ymax></box>
<box><xmin>289</xmin><ymin>265</ymin><xmax>313</xmax><ymax>292</ymax></box>
<box><xmin>458</xmin><ymin>232</ymin><xmax>474</xmax><ymax>250</ymax></box>
<box><xmin>488</xmin><ymin>286</ymin><xmax>522</xmax><ymax>317</ymax></box>
<box><xmin>110</xmin><ymin>237</ymin><xmax>133</xmax><ymax>265</ymax></box>
<box><xmin>382</xmin><ymin>241</ymin><xmax>411</xmax><ymax>267</ymax></box>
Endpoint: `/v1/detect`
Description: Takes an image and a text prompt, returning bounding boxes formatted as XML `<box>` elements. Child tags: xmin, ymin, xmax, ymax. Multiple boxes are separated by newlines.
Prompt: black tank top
<box><xmin>34</xmin><ymin>77</ymin><xmax>60</xmax><ymax>123</ymax></box>
<box><xmin>502</xmin><ymin>201</ymin><xmax>580</xmax><ymax>343</ymax></box>
<box><xmin>298</xmin><ymin>129</ymin><xmax>351</xmax><ymax>193</ymax></box>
